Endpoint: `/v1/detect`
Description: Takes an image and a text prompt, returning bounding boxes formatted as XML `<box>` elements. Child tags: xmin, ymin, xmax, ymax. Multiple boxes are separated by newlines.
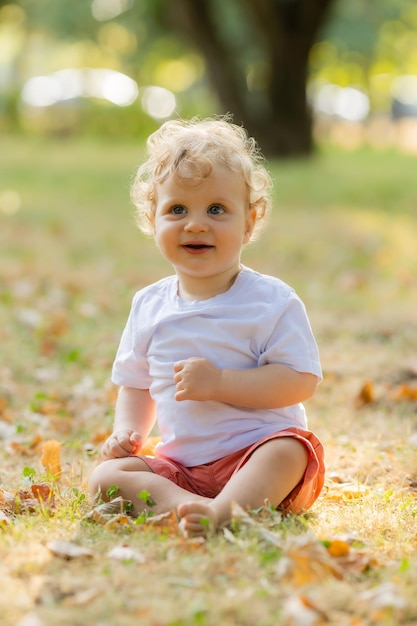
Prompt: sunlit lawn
<box><xmin>1</xmin><ymin>135</ymin><xmax>417</xmax><ymax>625</ymax></box>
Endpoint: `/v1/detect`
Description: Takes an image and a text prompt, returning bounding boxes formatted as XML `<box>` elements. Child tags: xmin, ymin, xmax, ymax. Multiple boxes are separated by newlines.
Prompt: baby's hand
<box><xmin>174</xmin><ymin>357</ymin><xmax>221</xmax><ymax>402</ymax></box>
<box><xmin>101</xmin><ymin>430</ymin><xmax>142</xmax><ymax>460</ymax></box>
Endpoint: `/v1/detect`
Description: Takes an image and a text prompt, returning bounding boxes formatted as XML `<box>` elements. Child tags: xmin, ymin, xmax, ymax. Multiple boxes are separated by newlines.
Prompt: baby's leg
<box><xmin>88</xmin><ymin>457</ymin><xmax>209</xmax><ymax>517</ymax></box>
<box><xmin>178</xmin><ymin>437</ymin><xmax>308</xmax><ymax>536</ymax></box>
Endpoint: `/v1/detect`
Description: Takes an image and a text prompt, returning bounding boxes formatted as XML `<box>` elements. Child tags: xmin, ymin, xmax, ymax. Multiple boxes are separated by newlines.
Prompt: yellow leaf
<box><xmin>41</xmin><ymin>439</ymin><xmax>62</xmax><ymax>477</ymax></box>
<box><xmin>325</xmin><ymin>483</ymin><xmax>370</xmax><ymax>501</ymax></box>
<box><xmin>104</xmin><ymin>514</ymin><xmax>132</xmax><ymax>531</ymax></box>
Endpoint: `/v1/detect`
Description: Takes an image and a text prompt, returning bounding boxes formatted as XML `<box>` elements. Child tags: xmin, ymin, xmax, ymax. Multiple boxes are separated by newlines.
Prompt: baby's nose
<box><xmin>184</xmin><ymin>213</ymin><xmax>209</xmax><ymax>231</ymax></box>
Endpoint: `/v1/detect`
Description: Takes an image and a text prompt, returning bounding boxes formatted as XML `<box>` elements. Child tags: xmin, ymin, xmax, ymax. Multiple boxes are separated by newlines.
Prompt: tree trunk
<box><xmin>165</xmin><ymin>0</ymin><xmax>248</xmax><ymax>121</ymax></box>
<box><xmin>241</xmin><ymin>0</ymin><xmax>334</xmax><ymax>155</ymax></box>
<box><xmin>166</xmin><ymin>0</ymin><xmax>334</xmax><ymax>157</ymax></box>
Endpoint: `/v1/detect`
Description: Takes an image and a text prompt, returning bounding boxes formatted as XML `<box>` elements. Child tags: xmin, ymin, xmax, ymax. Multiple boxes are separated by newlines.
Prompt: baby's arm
<box><xmin>174</xmin><ymin>358</ymin><xmax>317</xmax><ymax>409</ymax></box>
<box><xmin>101</xmin><ymin>386</ymin><xmax>156</xmax><ymax>460</ymax></box>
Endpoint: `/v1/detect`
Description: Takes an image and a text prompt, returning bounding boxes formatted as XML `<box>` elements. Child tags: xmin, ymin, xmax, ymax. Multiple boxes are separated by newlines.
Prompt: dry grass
<box><xmin>1</xmin><ymin>136</ymin><xmax>417</xmax><ymax>625</ymax></box>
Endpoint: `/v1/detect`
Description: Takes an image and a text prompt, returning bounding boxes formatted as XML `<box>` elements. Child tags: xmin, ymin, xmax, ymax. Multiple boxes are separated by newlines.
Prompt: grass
<box><xmin>1</xmin><ymin>135</ymin><xmax>417</xmax><ymax>625</ymax></box>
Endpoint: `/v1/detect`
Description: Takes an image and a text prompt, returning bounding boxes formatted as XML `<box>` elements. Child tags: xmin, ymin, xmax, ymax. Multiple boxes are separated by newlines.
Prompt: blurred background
<box><xmin>1</xmin><ymin>0</ymin><xmax>417</xmax><ymax>157</ymax></box>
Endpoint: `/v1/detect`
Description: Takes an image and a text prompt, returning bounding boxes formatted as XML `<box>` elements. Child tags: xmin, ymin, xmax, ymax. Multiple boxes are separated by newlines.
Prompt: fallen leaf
<box><xmin>325</xmin><ymin>483</ymin><xmax>370</xmax><ymax>501</ymax></box>
<box><xmin>44</xmin><ymin>310</ymin><xmax>69</xmax><ymax>338</ymax></box>
<box><xmin>326</xmin><ymin>539</ymin><xmax>350</xmax><ymax>557</ymax></box>
<box><xmin>13</xmin><ymin>490</ymin><xmax>38</xmax><ymax>513</ymax></box>
<box><xmin>389</xmin><ymin>383</ymin><xmax>417</xmax><ymax>401</ymax></box>
<box><xmin>283</xmin><ymin>593</ymin><xmax>328</xmax><ymax>625</ymax></box>
<box><xmin>62</xmin><ymin>587</ymin><xmax>104</xmax><ymax>607</ymax></box>
<box><xmin>85</xmin><ymin>496</ymin><xmax>133</xmax><ymax>524</ymax></box>
<box><xmin>327</xmin><ymin>472</ymin><xmax>344</xmax><ymax>484</ymax></box>
<box><xmin>40</xmin><ymin>440</ymin><xmax>62</xmax><ymax>477</ymax></box>
<box><xmin>359</xmin><ymin>582</ymin><xmax>406</xmax><ymax>621</ymax></box>
<box><xmin>0</xmin><ymin>395</ymin><xmax>13</xmax><ymax>422</ymax></box>
<box><xmin>47</xmin><ymin>539</ymin><xmax>93</xmax><ymax>560</ymax></box>
<box><xmin>104</xmin><ymin>514</ymin><xmax>132</xmax><ymax>530</ymax></box>
<box><xmin>7</xmin><ymin>434</ymin><xmax>43</xmax><ymax>457</ymax></box>
<box><xmin>30</xmin><ymin>483</ymin><xmax>52</xmax><ymax>502</ymax></box>
<box><xmin>355</xmin><ymin>380</ymin><xmax>376</xmax><ymax>406</ymax></box>
<box><xmin>324</xmin><ymin>536</ymin><xmax>379</xmax><ymax>574</ymax></box>
<box><xmin>35</xmin><ymin>398</ymin><xmax>67</xmax><ymax>416</ymax></box>
<box><xmin>140</xmin><ymin>509</ymin><xmax>178</xmax><ymax>529</ymax></box>
<box><xmin>107</xmin><ymin>545</ymin><xmax>146</xmax><ymax>563</ymax></box>
<box><xmin>0</xmin><ymin>510</ymin><xmax>11</xmax><ymax>527</ymax></box>
<box><xmin>0</xmin><ymin>487</ymin><xmax>16</xmax><ymax>511</ymax></box>
<box><xmin>276</xmin><ymin>535</ymin><xmax>342</xmax><ymax>586</ymax></box>
<box><xmin>334</xmin><ymin>549</ymin><xmax>379</xmax><ymax>575</ymax></box>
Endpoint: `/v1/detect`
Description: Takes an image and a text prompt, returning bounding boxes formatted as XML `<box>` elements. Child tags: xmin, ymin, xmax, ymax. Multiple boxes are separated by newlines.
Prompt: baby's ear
<box><xmin>244</xmin><ymin>206</ymin><xmax>257</xmax><ymax>243</ymax></box>
<box><xmin>146</xmin><ymin>212</ymin><xmax>156</xmax><ymax>233</ymax></box>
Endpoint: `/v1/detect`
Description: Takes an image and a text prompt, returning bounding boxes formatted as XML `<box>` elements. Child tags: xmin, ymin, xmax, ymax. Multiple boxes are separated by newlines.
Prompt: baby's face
<box><xmin>150</xmin><ymin>163</ymin><xmax>257</xmax><ymax>296</ymax></box>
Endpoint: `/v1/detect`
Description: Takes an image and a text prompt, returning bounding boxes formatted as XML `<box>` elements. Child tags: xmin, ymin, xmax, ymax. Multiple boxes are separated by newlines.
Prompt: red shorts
<box><xmin>139</xmin><ymin>428</ymin><xmax>325</xmax><ymax>514</ymax></box>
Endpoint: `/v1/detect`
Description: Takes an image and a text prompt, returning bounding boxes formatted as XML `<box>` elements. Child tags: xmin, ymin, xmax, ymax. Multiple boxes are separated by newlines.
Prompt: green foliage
<box><xmin>138</xmin><ymin>489</ymin><xmax>157</xmax><ymax>508</ymax></box>
<box><xmin>106</xmin><ymin>485</ymin><xmax>119</xmax><ymax>500</ymax></box>
<box><xmin>22</xmin><ymin>466</ymin><xmax>36</xmax><ymax>483</ymax></box>
<box><xmin>312</xmin><ymin>0</ymin><xmax>417</xmax><ymax>100</ymax></box>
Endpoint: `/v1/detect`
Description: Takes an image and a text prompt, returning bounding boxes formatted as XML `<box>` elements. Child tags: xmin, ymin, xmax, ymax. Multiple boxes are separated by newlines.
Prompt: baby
<box><xmin>88</xmin><ymin>116</ymin><xmax>324</xmax><ymax>536</ymax></box>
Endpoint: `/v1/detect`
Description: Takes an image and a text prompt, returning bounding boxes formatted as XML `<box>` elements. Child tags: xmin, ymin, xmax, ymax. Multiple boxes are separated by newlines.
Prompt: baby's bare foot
<box><xmin>177</xmin><ymin>501</ymin><xmax>218</xmax><ymax>538</ymax></box>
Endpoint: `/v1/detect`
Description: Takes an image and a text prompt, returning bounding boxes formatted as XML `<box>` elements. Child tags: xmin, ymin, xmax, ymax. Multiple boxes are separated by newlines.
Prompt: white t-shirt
<box><xmin>112</xmin><ymin>266</ymin><xmax>322</xmax><ymax>466</ymax></box>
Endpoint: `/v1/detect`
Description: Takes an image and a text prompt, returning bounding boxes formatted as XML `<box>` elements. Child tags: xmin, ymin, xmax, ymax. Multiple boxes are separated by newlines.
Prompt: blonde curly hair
<box><xmin>130</xmin><ymin>116</ymin><xmax>272</xmax><ymax>241</ymax></box>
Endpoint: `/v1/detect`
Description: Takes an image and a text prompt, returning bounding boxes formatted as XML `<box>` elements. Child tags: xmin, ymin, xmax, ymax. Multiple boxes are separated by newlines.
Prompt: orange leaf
<box><xmin>8</xmin><ymin>439</ymin><xmax>40</xmax><ymax>456</ymax></box>
<box><xmin>31</xmin><ymin>483</ymin><xmax>52</xmax><ymax>502</ymax></box>
<box><xmin>29</xmin><ymin>433</ymin><xmax>43</xmax><ymax>450</ymax></box>
<box><xmin>0</xmin><ymin>396</ymin><xmax>12</xmax><ymax>422</ymax></box>
<box><xmin>41</xmin><ymin>440</ymin><xmax>62</xmax><ymax>477</ymax></box>
<box><xmin>389</xmin><ymin>383</ymin><xmax>417</xmax><ymax>401</ymax></box>
<box><xmin>356</xmin><ymin>380</ymin><xmax>376</xmax><ymax>406</ymax></box>
<box><xmin>326</xmin><ymin>539</ymin><xmax>350</xmax><ymax>557</ymax></box>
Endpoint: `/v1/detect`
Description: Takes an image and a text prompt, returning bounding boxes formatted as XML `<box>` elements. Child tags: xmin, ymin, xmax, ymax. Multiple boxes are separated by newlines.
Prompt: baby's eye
<box><xmin>208</xmin><ymin>204</ymin><xmax>224</xmax><ymax>215</ymax></box>
<box><xmin>171</xmin><ymin>205</ymin><xmax>186</xmax><ymax>215</ymax></box>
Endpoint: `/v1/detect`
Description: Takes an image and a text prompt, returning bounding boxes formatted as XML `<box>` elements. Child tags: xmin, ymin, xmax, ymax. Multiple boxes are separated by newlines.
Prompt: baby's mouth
<box><xmin>182</xmin><ymin>243</ymin><xmax>214</xmax><ymax>250</ymax></box>
<box><xmin>185</xmin><ymin>244</ymin><xmax>212</xmax><ymax>249</ymax></box>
